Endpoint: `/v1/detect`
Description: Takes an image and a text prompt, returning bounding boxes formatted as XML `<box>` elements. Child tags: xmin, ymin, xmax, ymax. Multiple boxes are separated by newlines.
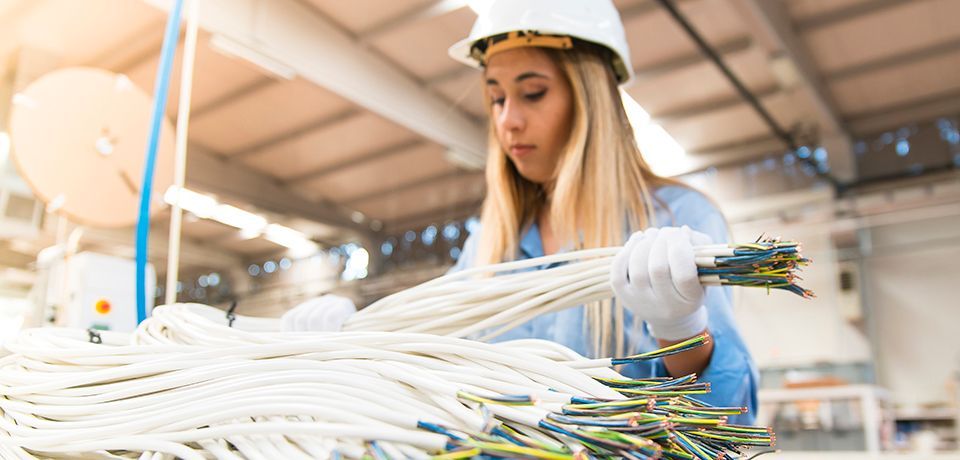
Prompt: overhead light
<box><xmin>209</xmin><ymin>34</ymin><xmax>297</xmax><ymax>81</ymax></box>
<box><xmin>165</xmin><ymin>186</ymin><xmax>269</xmax><ymax>233</ymax></box>
<box><xmin>239</xmin><ymin>227</ymin><xmax>261</xmax><ymax>240</ymax></box>
<box><xmin>212</xmin><ymin>204</ymin><xmax>267</xmax><ymax>233</ymax></box>
<box><xmin>164</xmin><ymin>186</ymin><xmax>217</xmax><ymax>218</ymax></box>
<box><xmin>620</xmin><ymin>89</ymin><xmax>689</xmax><ymax>177</ymax></box>
<box><xmin>264</xmin><ymin>223</ymin><xmax>318</xmax><ymax>257</ymax></box>
<box><xmin>164</xmin><ymin>186</ymin><xmax>323</xmax><ymax>256</ymax></box>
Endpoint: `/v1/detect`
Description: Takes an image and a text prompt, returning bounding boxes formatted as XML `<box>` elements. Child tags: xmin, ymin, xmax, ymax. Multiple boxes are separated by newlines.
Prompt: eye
<box><xmin>491</xmin><ymin>96</ymin><xmax>505</xmax><ymax>106</ymax></box>
<box><xmin>524</xmin><ymin>90</ymin><xmax>547</xmax><ymax>102</ymax></box>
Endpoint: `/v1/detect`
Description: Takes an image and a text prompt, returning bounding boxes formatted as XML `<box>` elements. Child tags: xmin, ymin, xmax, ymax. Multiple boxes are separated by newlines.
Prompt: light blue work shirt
<box><xmin>450</xmin><ymin>185</ymin><xmax>759</xmax><ymax>424</ymax></box>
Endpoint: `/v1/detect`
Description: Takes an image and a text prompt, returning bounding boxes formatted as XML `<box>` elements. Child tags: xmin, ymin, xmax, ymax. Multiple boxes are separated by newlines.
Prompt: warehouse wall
<box><xmin>864</xmin><ymin>212</ymin><xmax>960</xmax><ymax>407</ymax></box>
<box><xmin>730</xmin><ymin>218</ymin><xmax>873</xmax><ymax>369</ymax></box>
<box><xmin>721</xmin><ymin>184</ymin><xmax>960</xmax><ymax>407</ymax></box>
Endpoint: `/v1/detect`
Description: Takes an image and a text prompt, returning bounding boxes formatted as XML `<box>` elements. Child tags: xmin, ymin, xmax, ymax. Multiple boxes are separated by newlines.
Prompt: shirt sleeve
<box><xmin>652</xmin><ymin>187</ymin><xmax>759</xmax><ymax>425</ymax></box>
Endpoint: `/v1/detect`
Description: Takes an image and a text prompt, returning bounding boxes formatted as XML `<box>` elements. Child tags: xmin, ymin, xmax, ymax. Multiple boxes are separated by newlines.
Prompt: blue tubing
<box><xmin>136</xmin><ymin>0</ymin><xmax>185</xmax><ymax>324</ymax></box>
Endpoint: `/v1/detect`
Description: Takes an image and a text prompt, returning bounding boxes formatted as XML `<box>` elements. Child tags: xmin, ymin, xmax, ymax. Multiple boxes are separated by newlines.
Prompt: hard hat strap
<box><xmin>471</xmin><ymin>31</ymin><xmax>574</xmax><ymax>66</ymax></box>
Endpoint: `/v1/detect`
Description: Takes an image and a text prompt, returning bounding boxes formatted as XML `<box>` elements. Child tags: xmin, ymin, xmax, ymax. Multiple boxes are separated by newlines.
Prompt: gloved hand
<box><xmin>281</xmin><ymin>294</ymin><xmax>356</xmax><ymax>332</ymax></box>
<box><xmin>611</xmin><ymin>226</ymin><xmax>712</xmax><ymax>341</ymax></box>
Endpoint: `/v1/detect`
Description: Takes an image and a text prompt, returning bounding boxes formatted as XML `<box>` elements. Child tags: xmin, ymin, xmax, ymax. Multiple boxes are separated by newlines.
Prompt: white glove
<box><xmin>611</xmin><ymin>226</ymin><xmax>712</xmax><ymax>341</ymax></box>
<box><xmin>281</xmin><ymin>294</ymin><xmax>356</xmax><ymax>332</ymax></box>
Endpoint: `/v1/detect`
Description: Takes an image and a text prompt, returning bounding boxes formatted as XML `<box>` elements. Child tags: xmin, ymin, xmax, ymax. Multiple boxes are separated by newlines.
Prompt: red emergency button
<box><xmin>95</xmin><ymin>299</ymin><xmax>111</xmax><ymax>315</ymax></box>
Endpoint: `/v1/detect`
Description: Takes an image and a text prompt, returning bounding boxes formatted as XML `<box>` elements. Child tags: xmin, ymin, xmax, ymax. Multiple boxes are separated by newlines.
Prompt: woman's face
<box><xmin>485</xmin><ymin>48</ymin><xmax>574</xmax><ymax>185</ymax></box>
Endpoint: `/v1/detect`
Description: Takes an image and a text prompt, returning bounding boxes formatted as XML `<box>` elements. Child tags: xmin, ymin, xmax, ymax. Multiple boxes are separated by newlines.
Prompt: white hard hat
<box><xmin>449</xmin><ymin>0</ymin><xmax>634</xmax><ymax>85</ymax></box>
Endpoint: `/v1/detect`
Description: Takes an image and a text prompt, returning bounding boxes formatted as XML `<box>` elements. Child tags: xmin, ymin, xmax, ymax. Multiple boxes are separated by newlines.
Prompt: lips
<box><xmin>509</xmin><ymin>144</ymin><xmax>535</xmax><ymax>158</ymax></box>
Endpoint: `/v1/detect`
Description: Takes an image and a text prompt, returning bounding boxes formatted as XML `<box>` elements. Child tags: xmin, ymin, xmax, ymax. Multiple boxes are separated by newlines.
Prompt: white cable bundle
<box><xmin>1</xmin><ymin>236</ymin><xmax>801</xmax><ymax>459</ymax></box>
<box><xmin>346</xmin><ymin>248</ymin><xmax>619</xmax><ymax>340</ymax></box>
<box><xmin>347</xmin><ymin>239</ymin><xmax>810</xmax><ymax>339</ymax></box>
<box><xmin>0</xmin><ymin>304</ymin><xmax>627</xmax><ymax>460</ymax></box>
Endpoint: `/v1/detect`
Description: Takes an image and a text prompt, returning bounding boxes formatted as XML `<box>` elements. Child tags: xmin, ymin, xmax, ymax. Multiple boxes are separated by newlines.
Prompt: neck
<box><xmin>537</xmin><ymin>197</ymin><xmax>559</xmax><ymax>255</ymax></box>
<box><xmin>540</xmin><ymin>180</ymin><xmax>555</xmax><ymax>201</ymax></box>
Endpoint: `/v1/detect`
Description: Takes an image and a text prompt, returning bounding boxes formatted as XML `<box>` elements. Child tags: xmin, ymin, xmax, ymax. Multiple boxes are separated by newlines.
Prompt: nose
<box><xmin>496</xmin><ymin>96</ymin><xmax>526</xmax><ymax>134</ymax></box>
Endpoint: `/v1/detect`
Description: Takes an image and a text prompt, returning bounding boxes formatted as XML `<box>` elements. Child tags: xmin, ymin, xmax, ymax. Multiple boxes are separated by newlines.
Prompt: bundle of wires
<box><xmin>1</xmin><ymin>238</ymin><xmax>803</xmax><ymax>458</ymax></box>
<box><xmin>694</xmin><ymin>239</ymin><xmax>811</xmax><ymax>298</ymax></box>
<box><xmin>0</xmin><ymin>304</ymin><xmax>774</xmax><ymax>459</ymax></box>
<box><xmin>348</xmin><ymin>237</ymin><xmax>812</xmax><ymax>339</ymax></box>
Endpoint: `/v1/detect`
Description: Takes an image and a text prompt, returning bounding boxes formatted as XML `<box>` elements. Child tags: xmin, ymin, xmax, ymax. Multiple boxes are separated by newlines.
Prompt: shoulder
<box><xmin>651</xmin><ymin>184</ymin><xmax>729</xmax><ymax>244</ymax></box>
<box><xmin>653</xmin><ymin>184</ymin><xmax>718</xmax><ymax>213</ymax></box>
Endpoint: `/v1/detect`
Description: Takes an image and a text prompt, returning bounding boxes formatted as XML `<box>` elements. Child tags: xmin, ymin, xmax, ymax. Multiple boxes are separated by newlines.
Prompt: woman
<box><xmin>284</xmin><ymin>0</ymin><xmax>757</xmax><ymax>423</ymax></box>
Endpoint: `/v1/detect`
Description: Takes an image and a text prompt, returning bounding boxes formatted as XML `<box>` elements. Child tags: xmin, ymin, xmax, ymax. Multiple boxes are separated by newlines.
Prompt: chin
<box><xmin>509</xmin><ymin>156</ymin><xmax>552</xmax><ymax>184</ymax></box>
<box><xmin>515</xmin><ymin>167</ymin><xmax>550</xmax><ymax>184</ymax></box>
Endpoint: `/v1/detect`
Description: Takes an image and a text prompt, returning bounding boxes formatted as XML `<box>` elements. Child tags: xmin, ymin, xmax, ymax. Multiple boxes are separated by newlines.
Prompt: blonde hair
<box><xmin>477</xmin><ymin>44</ymin><xmax>676</xmax><ymax>357</ymax></box>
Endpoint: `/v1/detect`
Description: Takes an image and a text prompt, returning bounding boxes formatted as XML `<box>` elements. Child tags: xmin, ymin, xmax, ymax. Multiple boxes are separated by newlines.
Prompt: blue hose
<box><xmin>136</xmin><ymin>0</ymin><xmax>185</xmax><ymax>324</ymax></box>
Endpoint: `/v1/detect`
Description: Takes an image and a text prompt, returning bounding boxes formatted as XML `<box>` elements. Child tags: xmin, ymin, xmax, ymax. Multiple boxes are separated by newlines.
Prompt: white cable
<box><xmin>165</xmin><ymin>0</ymin><xmax>200</xmax><ymax>307</ymax></box>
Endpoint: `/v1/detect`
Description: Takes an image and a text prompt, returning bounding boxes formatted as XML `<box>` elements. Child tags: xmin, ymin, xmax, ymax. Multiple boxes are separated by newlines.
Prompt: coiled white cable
<box><xmin>1</xmin><ymin>240</ymin><xmax>797</xmax><ymax>458</ymax></box>
<box><xmin>1</xmin><ymin>304</ymin><xmax>629</xmax><ymax>459</ymax></box>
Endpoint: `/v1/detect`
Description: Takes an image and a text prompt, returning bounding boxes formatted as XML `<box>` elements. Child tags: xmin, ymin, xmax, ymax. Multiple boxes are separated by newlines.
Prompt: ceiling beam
<box><xmin>189</xmin><ymin>76</ymin><xmax>276</xmax><ymax>119</ymax></box>
<box><xmin>230</xmin><ymin>106</ymin><xmax>362</xmax><ymax>159</ymax></box>
<box><xmin>845</xmin><ymin>88</ymin><xmax>960</xmax><ymax>136</ymax></box>
<box><xmin>287</xmin><ymin>138</ymin><xmax>426</xmax><ymax>184</ymax></box>
<box><xmin>87</xmin><ymin>23</ymin><xmax>282</xmax><ymax>121</ymax></box>
<box><xmin>682</xmin><ymin>135</ymin><xmax>787</xmax><ymax>175</ymax></box>
<box><xmin>140</xmin><ymin>0</ymin><xmax>486</xmax><ymax>168</ymax></box>
<box><xmin>825</xmin><ymin>37</ymin><xmax>960</xmax><ymax>82</ymax></box>
<box><xmin>184</xmin><ymin>144</ymin><xmax>374</xmax><ymax>238</ymax></box>
<box><xmin>345</xmin><ymin>170</ymin><xmax>482</xmax><ymax>205</ymax></box>
<box><xmin>357</xmin><ymin>0</ymin><xmax>467</xmax><ymax>41</ymax></box>
<box><xmin>635</xmin><ymin>35</ymin><xmax>753</xmax><ymax>81</ymax></box>
<box><xmin>619</xmin><ymin>0</ymin><xmax>698</xmax><ymax>19</ymax></box>
<box><xmin>729</xmin><ymin>0</ymin><xmax>856</xmax><ymax>182</ymax></box>
<box><xmin>654</xmin><ymin>84</ymin><xmax>781</xmax><ymax>124</ymax></box>
<box><xmin>794</xmin><ymin>0</ymin><xmax>914</xmax><ymax>34</ymax></box>
<box><xmin>427</xmin><ymin>65</ymin><xmax>478</xmax><ymax>87</ymax></box>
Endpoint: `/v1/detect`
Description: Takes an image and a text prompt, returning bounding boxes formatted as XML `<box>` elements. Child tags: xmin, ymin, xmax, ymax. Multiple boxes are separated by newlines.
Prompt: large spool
<box><xmin>8</xmin><ymin>66</ymin><xmax>175</xmax><ymax>228</ymax></box>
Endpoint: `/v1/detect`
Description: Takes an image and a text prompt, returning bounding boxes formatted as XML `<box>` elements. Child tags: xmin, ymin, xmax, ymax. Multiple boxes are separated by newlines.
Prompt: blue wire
<box><xmin>136</xmin><ymin>0</ymin><xmax>185</xmax><ymax>324</ymax></box>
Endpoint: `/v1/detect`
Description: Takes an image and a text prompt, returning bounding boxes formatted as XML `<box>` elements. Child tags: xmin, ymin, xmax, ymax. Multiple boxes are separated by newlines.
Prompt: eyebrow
<box><xmin>516</xmin><ymin>71</ymin><xmax>549</xmax><ymax>82</ymax></box>
<box><xmin>486</xmin><ymin>71</ymin><xmax>550</xmax><ymax>86</ymax></box>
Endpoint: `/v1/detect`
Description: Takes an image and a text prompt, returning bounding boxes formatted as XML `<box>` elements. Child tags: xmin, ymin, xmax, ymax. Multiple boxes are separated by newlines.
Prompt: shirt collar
<box><xmin>518</xmin><ymin>222</ymin><xmax>544</xmax><ymax>260</ymax></box>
